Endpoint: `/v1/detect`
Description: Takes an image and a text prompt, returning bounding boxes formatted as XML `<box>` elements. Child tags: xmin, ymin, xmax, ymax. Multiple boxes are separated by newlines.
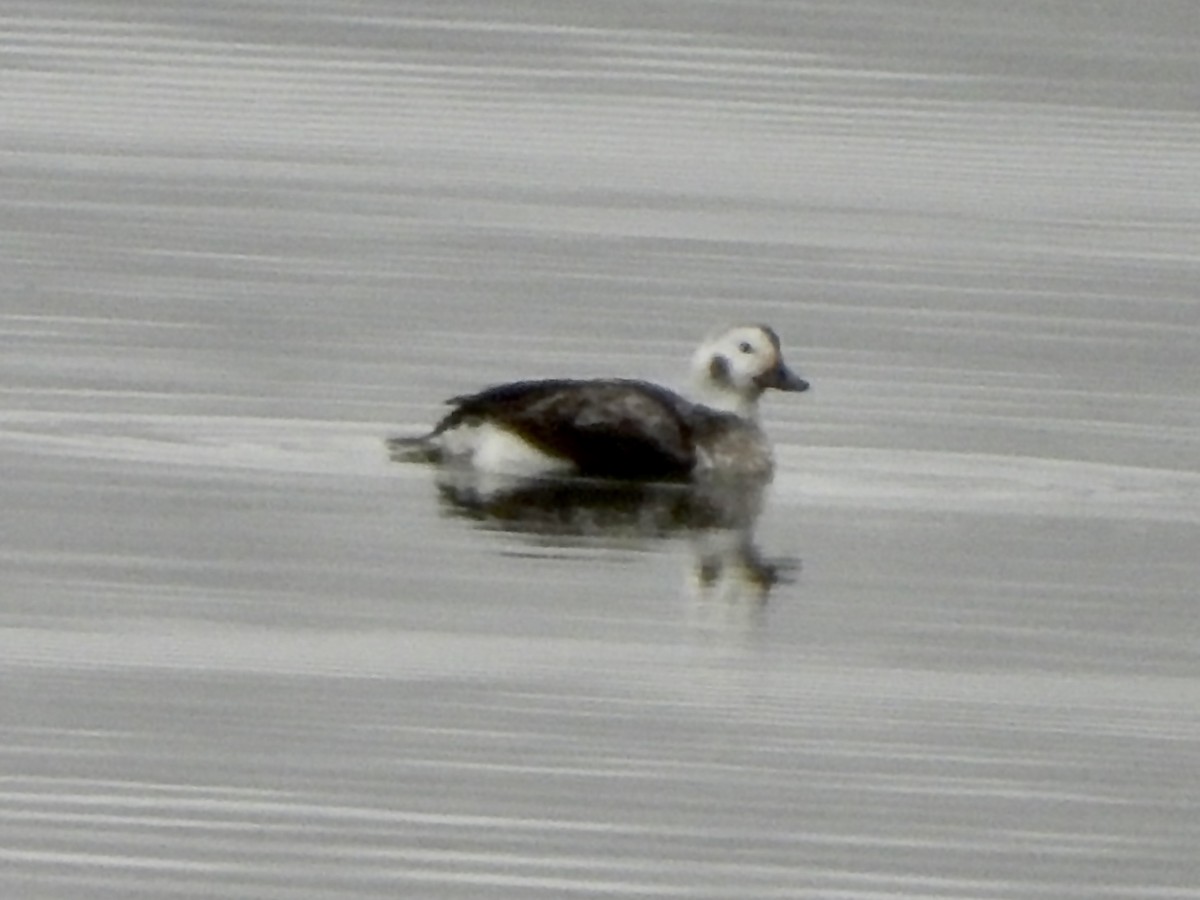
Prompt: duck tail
<box><xmin>385</xmin><ymin>432</ymin><xmax>441</xmax><ymax>463</ymax></box>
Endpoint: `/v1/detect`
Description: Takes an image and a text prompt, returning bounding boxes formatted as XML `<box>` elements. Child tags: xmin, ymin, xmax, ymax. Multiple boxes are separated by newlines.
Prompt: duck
<box><xmin>387</xmin><ymin>324</ymin><xmax>809</xmax><ymax>480</ymax></box>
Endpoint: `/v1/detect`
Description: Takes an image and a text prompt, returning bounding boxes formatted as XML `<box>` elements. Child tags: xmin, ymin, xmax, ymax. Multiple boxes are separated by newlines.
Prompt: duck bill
<box><xmin>757</xmin><ymin>362</ymin><xmax>809</xmax><ymax>393</ymax></box>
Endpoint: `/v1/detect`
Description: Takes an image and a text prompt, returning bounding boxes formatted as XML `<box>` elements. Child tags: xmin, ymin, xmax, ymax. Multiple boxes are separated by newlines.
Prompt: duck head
<box><xmin>691</xmin><ymin>324</ymin><xmax>809</xmax><ymax>417</ymax></box>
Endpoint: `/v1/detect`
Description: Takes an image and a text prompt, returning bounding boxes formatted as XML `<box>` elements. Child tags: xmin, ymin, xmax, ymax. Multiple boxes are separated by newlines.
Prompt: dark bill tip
<box><xmin>758</xmin><ymin>362</ymin><xmax>809</xmax><ymax>393</ymax></box>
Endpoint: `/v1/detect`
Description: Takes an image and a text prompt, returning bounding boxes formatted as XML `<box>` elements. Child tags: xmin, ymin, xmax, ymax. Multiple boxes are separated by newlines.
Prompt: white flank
<box><xmin>440</xmin><ymin>421</ymin><xmax>573</xmax><ymax>477</ymax></box>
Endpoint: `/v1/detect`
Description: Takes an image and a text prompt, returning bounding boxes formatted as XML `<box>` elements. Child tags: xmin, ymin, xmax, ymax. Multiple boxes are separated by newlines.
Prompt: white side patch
<box><xmin>439</xmin><ymin>421</ymin><xmax>574</xmax><ymax>476</ymax></box>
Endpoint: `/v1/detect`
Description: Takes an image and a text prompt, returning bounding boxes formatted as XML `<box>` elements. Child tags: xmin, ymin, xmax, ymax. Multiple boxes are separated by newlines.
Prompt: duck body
<box><xmin>389</xmin><ymin>325</ymin><xmax>808</xmax><ymax>481</ymax></box>
<box><xmin>407</xmin><ymin>378</ymin><xmax>762</xmax><ymax>480</ymax></box>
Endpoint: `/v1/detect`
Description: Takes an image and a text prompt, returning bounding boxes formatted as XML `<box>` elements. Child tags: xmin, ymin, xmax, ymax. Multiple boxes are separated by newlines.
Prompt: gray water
<box><xmin>3</xmin><ymin>2</ymin><xmax>1199</xmax><ymax>897</ymax></box>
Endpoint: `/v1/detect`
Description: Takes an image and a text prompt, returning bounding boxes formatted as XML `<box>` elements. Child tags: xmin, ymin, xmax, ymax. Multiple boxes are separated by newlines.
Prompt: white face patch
<box><xmin>720</xmin><ymin>328</ymin><xmax>776</xmax><ymax>385</ymax></box>
<box><xmin>692</xmin><ymin>325</ymin><xmax>780</xmax><ymax>415</ymax></box>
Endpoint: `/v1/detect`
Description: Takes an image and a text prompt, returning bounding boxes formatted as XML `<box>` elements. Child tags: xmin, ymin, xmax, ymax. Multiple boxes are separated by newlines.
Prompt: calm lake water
<box><xmin>3</xmin><ymin>2</ymin><xmax>1199</xmax><ymax>897</ymax></box>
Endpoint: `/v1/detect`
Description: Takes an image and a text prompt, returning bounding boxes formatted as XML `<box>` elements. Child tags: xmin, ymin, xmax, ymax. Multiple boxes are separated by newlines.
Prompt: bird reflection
<box><xmin>432</xmin><ymin>467</ymin><xmax>798</xmax><ymax>617</ymax></box>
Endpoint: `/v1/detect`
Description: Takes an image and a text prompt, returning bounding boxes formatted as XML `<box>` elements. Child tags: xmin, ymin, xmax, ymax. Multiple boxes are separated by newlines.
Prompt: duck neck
<box><xmin>695</xmin><ymin>385</ymin><xmax>759</xmax><ymax>420</ymax></box>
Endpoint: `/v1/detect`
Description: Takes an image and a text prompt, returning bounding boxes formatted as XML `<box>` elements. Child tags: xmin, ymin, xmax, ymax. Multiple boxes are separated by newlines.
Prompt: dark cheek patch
<box><xmin>708</xmin><ymin>355</ymin><xmax>731</xmax><ymax>385</ymax></box>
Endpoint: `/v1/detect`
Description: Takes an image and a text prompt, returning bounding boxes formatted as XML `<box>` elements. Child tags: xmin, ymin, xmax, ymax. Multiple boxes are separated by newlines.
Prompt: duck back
<box><xmin>434</xmin><ymin>379</ymin><xmax>701</xmax><ymax>480</ymax></box>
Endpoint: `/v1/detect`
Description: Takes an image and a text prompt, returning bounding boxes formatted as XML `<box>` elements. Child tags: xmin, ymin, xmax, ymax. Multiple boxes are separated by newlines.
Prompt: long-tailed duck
<box><xmin>388</xmin><ymin>324</ymin><xmax>808</xmax><ymax>480</ymax></box>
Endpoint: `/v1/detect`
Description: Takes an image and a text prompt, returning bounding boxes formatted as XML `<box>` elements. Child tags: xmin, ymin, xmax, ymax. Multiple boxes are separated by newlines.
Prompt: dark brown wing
<box><xmin>435</xmin><ymin>379</ymin><xmax>699</xmax><ymax>479</ymax></box>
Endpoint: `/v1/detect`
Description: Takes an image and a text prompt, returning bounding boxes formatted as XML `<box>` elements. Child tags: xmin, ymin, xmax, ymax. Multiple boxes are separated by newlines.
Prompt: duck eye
<box><xmin>738</xmin><ymin>341</ymin><xmax>754</xmax><ymax>354</ymax></box>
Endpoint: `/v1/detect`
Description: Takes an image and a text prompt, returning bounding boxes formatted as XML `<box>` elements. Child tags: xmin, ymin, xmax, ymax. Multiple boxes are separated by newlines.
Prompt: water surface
<box><xmin>3</xmin><ymin>2</ymin><xmax>1199</xmax><ymax>897</ymax></box>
